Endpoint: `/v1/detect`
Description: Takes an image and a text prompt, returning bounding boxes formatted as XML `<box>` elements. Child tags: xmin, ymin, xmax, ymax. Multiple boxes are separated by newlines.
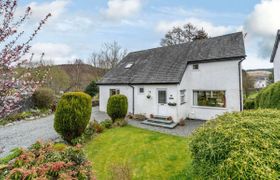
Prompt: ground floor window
<box><xmin>110</xmin><ymin>89</ymin><xmax>120</xmax><ymax>96</ymax></box>
<box><xmin>180</xmin><ymin>90</ymin><xmax>186</xmax><ymax>104</ymax></box>
<box><xmin>193</xmin><ymin>90</ymin><xmax>226</xmax><ymax>108</ymax></box>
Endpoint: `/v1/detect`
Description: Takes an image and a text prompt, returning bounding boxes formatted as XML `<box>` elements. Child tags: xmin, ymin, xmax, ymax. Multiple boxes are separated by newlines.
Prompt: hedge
<box><xmin>244</xmin><ymin>93</ymin><xmax>258</xmax><ymax>110</ymax></box>
<box><xmin>255</xmin><ymin>82</ymin><xmax>280</xmax><ymax>109</ymax></box>
<box><xmin>190</xmin><ymin>109</ymin><xmax>280</xmax><ymax>179</ymax></box>
<box><xmin>54</xmin><ymin>92</ymin><xmax>92</xmax><ymax>143</ymax></box>
<box><xmin>107</xmin><ymin>95</ymin><xmax>128</xmax><ymax>122</ymax></box>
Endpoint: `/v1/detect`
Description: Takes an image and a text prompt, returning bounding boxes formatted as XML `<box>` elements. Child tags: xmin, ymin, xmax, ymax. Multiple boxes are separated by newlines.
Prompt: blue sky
<box><xmin>18</xmin><ymin>0</ymin><xmax>280</xmax><ymax>69</ymax></box>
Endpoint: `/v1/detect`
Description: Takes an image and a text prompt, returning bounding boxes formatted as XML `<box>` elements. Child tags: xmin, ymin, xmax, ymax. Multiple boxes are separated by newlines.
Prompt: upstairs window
<box><xmin>110</xmin><ymin>89</ymin><xmax>120</xmax><ymax>96</ymax></box>
<box><xmin>193</xmin><ymin>64</ymin><xmax>199</xmax><ymax>70</ymax></box>
<box><xmin>139</xmin><ymin>87</ymin><xmax>144</xmax><ymax>94</ymax></box>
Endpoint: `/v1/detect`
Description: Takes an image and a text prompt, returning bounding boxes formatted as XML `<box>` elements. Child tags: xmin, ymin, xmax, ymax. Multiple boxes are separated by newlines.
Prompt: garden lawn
<box><xmin>84</xmin><ymin>126</ymin><xmax>194</xmax><ymax>180</ymax></box>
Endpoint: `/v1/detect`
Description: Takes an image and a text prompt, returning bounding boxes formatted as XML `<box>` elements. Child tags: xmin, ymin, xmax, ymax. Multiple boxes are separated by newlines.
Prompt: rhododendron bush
<box><xmin>0</xmin><ymin>142</ymin><xmax>95</xmax><ymax>179</ymax></box>
<box><xmin>0</xmin><ymin>0</ymin><xmax>51</xmax><ymax>118</ymax></box>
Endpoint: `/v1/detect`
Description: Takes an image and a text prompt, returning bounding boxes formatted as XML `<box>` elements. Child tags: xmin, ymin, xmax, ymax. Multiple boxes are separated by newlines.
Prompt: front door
<box><xmin>157</xmin><ymin>89</ymin><xmax>168</xmax><ymax>116</ymax></box>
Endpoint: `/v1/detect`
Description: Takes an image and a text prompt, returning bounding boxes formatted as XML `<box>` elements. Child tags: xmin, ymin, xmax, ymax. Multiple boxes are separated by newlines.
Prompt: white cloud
<box><xmin>21</xmin><ymin>0</ymin><xmax>70</xmax><ymax>21</ymax></box>
<box><xmin>30</xmin><ymin>43</ymin><xmax>76</xmax><ymax>64</ymax></box>
<box><xmin>243</xmin><ymin>52</ymin><xmax>273</xmax><ymax>70</ymax></box>
<box><xmin>245</xmin><ymin>0</ymin><xmax>280</xmax><ymax>37</ymax></box>
<box><xmin>243</xmin><ymin>0</ymin><xmax>280</xmax><ymax>58</ymax></box>
<box><xmin>155</xmin><ymin>18</ymin><xmax>236</xmax><ymax>37</ymax></box>
<box><xmin>103</xmin><ymin>0</ymin><xmax>142</xmax><ymax>21</ymax></box>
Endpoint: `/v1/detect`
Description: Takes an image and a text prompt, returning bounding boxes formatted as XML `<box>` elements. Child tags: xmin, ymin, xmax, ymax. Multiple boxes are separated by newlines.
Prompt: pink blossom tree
<box><xmin>0</xmin><ymin>0</ymin><xmax>51</xmax><ymax>118</ymax></box>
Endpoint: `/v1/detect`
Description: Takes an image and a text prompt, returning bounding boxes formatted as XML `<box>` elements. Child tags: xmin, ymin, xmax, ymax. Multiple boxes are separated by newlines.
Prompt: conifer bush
<box><xmin>54</xmin><ymin>92</ymin><xmax>92</xmax><ymax>143</ymax></box>
<box><xmin>107</xmin><ymin>95</ymin><xmax>128</xmax><ymax>122</ymax></box>
<box><xmin>190</xmin><ymin>110</ymin><xmax>280</xmax><ymax>179</ymax></box>
<box><xmin>255</xmin><ymin>82</ymin><xmax>280</xmax><ymax>109</ymax></box>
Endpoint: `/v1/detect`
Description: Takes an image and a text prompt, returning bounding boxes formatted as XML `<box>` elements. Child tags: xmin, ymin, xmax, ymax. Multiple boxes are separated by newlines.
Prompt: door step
<box><xmin>147</xmin><ymin>118</ymin><xmax>173</xmax><ymax>124</ymax></box>
<box><xmin>152</xmin><ymin>115</ymin><xmax>170</xmax><ymax>120</ymax></box>
<box><xmin>141</xmin><ymin>120</ymin><xmax>178</xmax><ymax>129</ymax></box>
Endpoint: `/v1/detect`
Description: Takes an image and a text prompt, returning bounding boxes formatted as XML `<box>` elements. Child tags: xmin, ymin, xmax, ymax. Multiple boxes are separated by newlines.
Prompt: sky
<box><xmin>17</xmin><ymin>0</ymin><xmax>280</xmax><ymax>69</ymax></box>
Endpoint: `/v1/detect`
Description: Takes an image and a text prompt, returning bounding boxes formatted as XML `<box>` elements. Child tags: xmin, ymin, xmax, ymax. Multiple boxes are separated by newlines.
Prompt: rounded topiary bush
<box><xmin>190</xmin><ymin>110</ymin><xmax>280</xmax><ymax>179</ymax></box>
<box><xmin>54</xmin><ymin>92</ymin><xmax>92</xmax><ymax>143</ymax></box>
<box><xmin>255</xmin><ymin>82</ymin><xmax>280</xmax><ymax>109</ymax></box>
<box><xmin>107</xmin><ymin>95</ymin><xmax>128</xmax><ymax>122</ymax></box>
<box><xmin>32</xmin><ymin>87</ymin><xmax>55</xmax><ymax>109</ymax></box>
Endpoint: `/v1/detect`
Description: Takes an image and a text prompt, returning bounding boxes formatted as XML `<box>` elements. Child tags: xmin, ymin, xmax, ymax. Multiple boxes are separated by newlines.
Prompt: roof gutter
<box><xmin>128</xmin><ymin>84</ymin><xmax>135</xmax><ymax>115</ymax></box>
<box><xmin>238</xmin><ymin>58</ymin><xmax>245</xmax><ymax>111</ymax></box>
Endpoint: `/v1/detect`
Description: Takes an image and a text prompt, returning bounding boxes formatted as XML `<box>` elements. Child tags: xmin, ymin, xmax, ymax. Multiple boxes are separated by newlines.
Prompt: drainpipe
<box><xmin>238</xmin><ymin>58</ymin><xmax>245</xmax><ymax>111</ymax></box>
<box><xmin>128</xmin><ymin>84</ymin><xmax>135</xmax><ymax>115</ymax></box>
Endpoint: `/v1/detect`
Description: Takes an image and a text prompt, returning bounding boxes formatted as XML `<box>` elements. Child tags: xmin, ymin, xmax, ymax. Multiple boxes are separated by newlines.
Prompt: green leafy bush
<box><xmin>84</xmin><ymin>80</ymin><xmax>99</xmax><ymax>97</ymax></box>
<box><xmin>190</xmin><ymin>109</ymin><xmax>280</xmax><ymax>179</ymax></box>
<box><xmin>113</xmin><ymin>118</ymin><xmax>128</xmax><ymax>127</ymax></box>
<box><xmin>54</xmin><ymin>92</ymin><xmax>92</xmax><ymax>143</ymax></box>
<box><xmin>0</xmin><ymin>148</ymin><xmax>22</xmax><ymax>164</ymax></box>
<box><xmin>255</xmin><ymin>82</ymin><xmax>280</xmax><ymax>109</ymax></box>
<box><xmin>0</xmin><ymin>142</ymin><xmax>94</xmax><ymax>179</ymax></box>
<box><xmin>92</xmin><ymin>120</ymin><xmax>104</xmax><ymax>133</ymax></box>
<box><xmin>32</xmin><ymin>87</ymin><xmax>55</xmax><ymax>109</ymax></box>
<box><xmin>244</xmin><ymin>93</ymin><xmax>258</xmax><ymax>110</ymax></box>
<box><xmin>100</xmin><ymin>119</ymin><xmax>113</xmax><ymax>129</ymax></box>
<box><xmin>107</xmin><ymin>95</ymin><xmax>128</xmax><ymax>122</ymax></box>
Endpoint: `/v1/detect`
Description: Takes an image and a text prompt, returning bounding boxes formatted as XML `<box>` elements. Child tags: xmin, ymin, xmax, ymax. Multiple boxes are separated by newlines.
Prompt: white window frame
<box><xmin>139</xmin><ymin>87</ymin><xmax>144</xmax><ymax>94</ymax></box>
<box><xmin>192</xmin><ymin>64</ymin><xmax>199</xmax><ymax>70</ymax></box>
<box><xmin>193</xmin><ymin>90</ymin><xmax>226</xmax><ymax>108</ymax></box>
<box><xmin>180</xmin><ymin>89</ymin><xmax>186</xmax><ymax>105</ymax></box>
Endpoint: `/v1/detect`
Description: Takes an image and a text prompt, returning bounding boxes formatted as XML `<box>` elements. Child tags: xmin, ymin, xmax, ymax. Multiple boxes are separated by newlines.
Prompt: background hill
<box><xmin>57</xmin><ymin>64</ymin><xmax>106</xmax><ymax>92</ymax></box>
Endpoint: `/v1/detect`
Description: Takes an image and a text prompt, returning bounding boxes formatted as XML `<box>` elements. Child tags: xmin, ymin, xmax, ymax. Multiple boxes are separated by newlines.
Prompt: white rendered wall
<box><xmin>99</xmin><ymin>85</ymin><xmax>133</xmax><ymax>113</ymax></box>
<box><xmin>274</xmin><ymin>41</ymin><xmax>280</xmax><ymax>82</ymax></box>
<box><xmin>99</xmin><ymin>84</ymin><xmax>179</xmax><ymax>120</ymax></box>
<box><xmin>177</xmin><ymin>60</ymin><xmax>242</xmax><ymax>120</ymax></box>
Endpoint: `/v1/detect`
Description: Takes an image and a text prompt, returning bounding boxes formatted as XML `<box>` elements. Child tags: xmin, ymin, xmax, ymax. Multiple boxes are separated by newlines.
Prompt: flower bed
<box><xmin>0</xmin><ymin>141</ymin><xmax>95</xmax><ymax>179</ymax></box>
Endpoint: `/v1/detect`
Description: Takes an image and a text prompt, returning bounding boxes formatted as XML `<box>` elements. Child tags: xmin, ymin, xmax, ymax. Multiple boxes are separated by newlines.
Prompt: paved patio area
<box><xmin>128</xmin><ymin>119</ymin><xmax>205</xmax><ymax>137</ymax></box>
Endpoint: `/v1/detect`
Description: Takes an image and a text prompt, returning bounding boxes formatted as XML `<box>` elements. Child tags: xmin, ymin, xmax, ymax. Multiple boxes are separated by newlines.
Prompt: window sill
<box><xmin>192</xmin><ymin>106</ymin><xmax>227</xmax><ymax>110</ymax></box>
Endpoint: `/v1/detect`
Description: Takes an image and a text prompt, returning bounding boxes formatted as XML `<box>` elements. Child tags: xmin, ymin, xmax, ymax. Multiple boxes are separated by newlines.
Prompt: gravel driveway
<box><xmin>0</xmin><ymin>107</ymin><xmax>109</xmax><ymax>158</ymax></box>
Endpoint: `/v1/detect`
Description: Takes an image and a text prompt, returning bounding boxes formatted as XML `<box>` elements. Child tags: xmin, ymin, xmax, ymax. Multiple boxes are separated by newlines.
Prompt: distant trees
<box><xmin>88</xmin><ymin>41</ymin><xmax>127</xmax><ymax>69</ymax></box>
<box><xmin>0</xmin><ymin>0</ymin><xmax>51</xmax><ymax>118</ymax></box>
<box><xmin>160</xmin><ymin>23</ymin><xmax>208</xmax><ymax>46</ymax></box>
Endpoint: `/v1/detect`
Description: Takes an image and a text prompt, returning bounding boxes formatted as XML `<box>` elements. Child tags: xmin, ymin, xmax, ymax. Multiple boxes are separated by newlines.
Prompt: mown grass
<box><xmin>84</xmin><ymin>126</ymin><xmax>194</xmax><ymax>180</ymax></box>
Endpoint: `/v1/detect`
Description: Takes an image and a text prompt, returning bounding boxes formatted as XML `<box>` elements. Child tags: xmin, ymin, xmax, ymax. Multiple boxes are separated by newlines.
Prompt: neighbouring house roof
<box><xmin>270</xmin><ymin>30</ymin><xmax>280</xmax><ymax>63</ymax></box>
<box><xmin>98</xmin><ymin>32</ymin><xmax>246</xmax><ymax>85</ymax></box>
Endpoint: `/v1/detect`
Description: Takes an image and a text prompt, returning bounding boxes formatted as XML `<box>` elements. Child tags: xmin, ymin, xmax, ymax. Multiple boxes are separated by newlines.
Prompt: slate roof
<box><xmin>98</xmin><ymin>32</ymin><xmax>246</xmax><ymax>85</ymax></box>
<box><xmin>270</xmin><ymin>30</ymin><xmax>280</xmax><ymax>63</ymax></box>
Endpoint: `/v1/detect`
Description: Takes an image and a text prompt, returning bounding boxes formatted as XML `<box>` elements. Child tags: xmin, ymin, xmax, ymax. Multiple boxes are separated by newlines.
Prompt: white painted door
<box><xmin>157</xmin><ymin>89</ymin><xmax>169</xmax><ymax>116</ymax></box>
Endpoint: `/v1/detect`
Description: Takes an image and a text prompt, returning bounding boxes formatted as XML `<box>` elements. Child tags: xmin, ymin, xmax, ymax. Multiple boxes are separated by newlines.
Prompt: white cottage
<box><xmin>271</xmin><ymin>30</ymin><xmax>280</xmax><ymax>82</ymax></box>
<box><xmin>97</xmin><ymin>32</ymin><xmax>246</xmax><ymax>127</ymax></box>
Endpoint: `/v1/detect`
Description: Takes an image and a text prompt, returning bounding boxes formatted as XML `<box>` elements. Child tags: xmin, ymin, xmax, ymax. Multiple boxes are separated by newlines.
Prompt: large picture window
<box><xmin>193</xmin><ymin>91</ymin><xmax>226</xmax><ymax>108</ymax></box>
<box><xmin>110</xmin><ymin>89</ymin><xmax>120</xmax><ymax>96</ymax></box>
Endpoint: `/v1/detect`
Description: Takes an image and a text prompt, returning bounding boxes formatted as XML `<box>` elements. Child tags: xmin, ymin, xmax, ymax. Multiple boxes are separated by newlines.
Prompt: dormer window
<box><xmin>125</xmin><ymin>63</ymin><xmax>133</xmax><ymax>69</ymax></box>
